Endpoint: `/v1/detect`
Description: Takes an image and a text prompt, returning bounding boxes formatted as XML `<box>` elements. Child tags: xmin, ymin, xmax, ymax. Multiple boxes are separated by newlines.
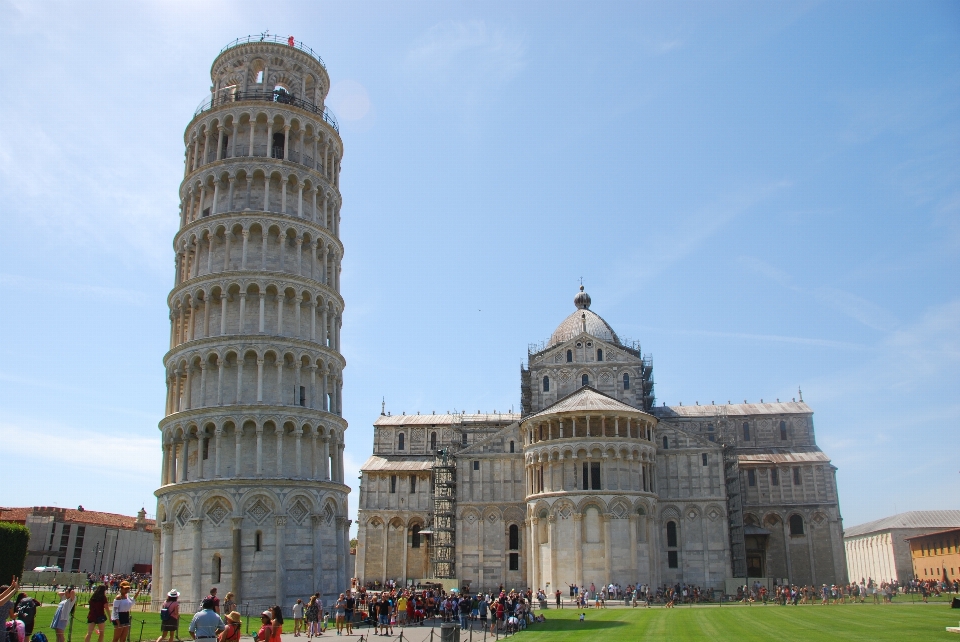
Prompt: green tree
<box><xmin>0</xmin><ymin>522</ymin><xmax>30</xmax><ymax>583</ymax></box>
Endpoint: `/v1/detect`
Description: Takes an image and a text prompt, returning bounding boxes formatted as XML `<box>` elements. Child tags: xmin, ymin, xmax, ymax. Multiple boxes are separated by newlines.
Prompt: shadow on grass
<box><xmin>528</xmin><ymin>620</ymin><xmax>628</xmax><ymax>631</ymax></box>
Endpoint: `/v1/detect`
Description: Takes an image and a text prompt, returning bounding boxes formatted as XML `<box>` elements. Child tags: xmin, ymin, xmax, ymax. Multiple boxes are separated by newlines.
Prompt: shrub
<box><xmin>0</xmin><ymin>522</ymin><xmax>31</xmax><ymax>584</ymax></box>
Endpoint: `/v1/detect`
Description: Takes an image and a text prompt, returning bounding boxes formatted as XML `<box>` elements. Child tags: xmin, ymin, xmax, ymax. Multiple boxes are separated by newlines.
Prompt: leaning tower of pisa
<box><xmin>154</xmin><ymin>36</ymin><xmax>350</xmax><ymax>609</ymax></box>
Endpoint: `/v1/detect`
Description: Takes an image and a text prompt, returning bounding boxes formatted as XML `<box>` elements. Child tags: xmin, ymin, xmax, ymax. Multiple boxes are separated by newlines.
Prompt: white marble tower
<box><xmin>154</xmin><ymin>35</ymin><xmax>350</xmax><ymax>610</ymax></box>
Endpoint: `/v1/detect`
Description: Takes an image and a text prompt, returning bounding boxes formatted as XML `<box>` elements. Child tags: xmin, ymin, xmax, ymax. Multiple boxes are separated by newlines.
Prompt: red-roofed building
<box><xmin>0</xmin><ymin>506</ymin><xmax>155</xmax><ymax>575</ymax></box>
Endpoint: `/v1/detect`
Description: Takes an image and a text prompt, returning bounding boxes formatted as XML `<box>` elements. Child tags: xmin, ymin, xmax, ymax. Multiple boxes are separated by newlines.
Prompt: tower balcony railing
<box><xmin>218</xmin><ymin>35</ymin><xmax>327</xmax><ymax>69</ymax></box>
<box><xmin>194</xmin><ymin>89</ymin><xmax>339</xmax><ymax>132</ymax></box>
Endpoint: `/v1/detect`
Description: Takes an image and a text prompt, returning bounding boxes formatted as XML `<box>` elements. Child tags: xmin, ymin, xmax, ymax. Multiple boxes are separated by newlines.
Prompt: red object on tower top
<box><xmin>288</xmin><ymin>36</ymin><xmax>295</xmax><ymax>46</ymax></box>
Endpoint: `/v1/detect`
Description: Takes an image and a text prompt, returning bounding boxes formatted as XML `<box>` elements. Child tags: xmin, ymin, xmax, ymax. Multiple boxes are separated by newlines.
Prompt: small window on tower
<box><xmin>430</xmin><ymin>432</ymin><xmax>437</xmax><ymax>451</ymax></box>
<box><xmin>509</xmin><ymin>552</ymin><xmax>519</xmax><ymax>571</ymax></box>
<box><xmin>473</xmin><ymin>460</ymin><xmax>479</xmax><ymax>471</ymax></box>
<box><xmin>409</xmin><ymin>475</ymin><xmax>416</xmax><ymax>494</ymax></box>
<box><xmin>582</xmin><ymin>374</ymin><xmax>589</xmax><ymax>387</ymax></box>
<box><xmin>390</xmin><ymin>475</ymin><xmax>397</xmax><ymax>493</ymax></box>
<box><xmin>743</xmin><ymin>422</ymin><xmax>751</xmax><ymax>441</ymax></box>
<box><xmin>771</xmin><ymin>468</ymin><xmax>779</xmax><ymax>485</ymax></box>
<box><xmin>566</xmin><ymin>350</ymin><xmax>573</xmax><ymax>363</ymax></box>
<box><xmin>397</xmin><ymin>433</ymin><xmax>405</xmax><ymax>451</ymax></box>
<box><xmin>701</xmin><ymin>453</ymin><xmax>708</xmax><ymax>466</ymax></box>
<box><xmin>411</xmin><ymin>524</ymin><xmax>421</xmax><ymax>548</ymax></box>
<box><xmin>780</xmin><ymin>421</ymin><xmax>788</xmax><ymax>441</ymax></box>
<box><xmin>747</xmin><ymin>469</ymin><xmax>756</xmax><ymax>486</ymax></box>
<box><xmin>623</xmin><ymin>373</ymin><xmax>630</xmax><ymax>390</ymax></box>
<box><xmin>509</xmin><ymin>441</ymin><xmax>515</xmax><ymax>453</ymax></box>
<box><xmin>255</xmin><ymin>70</ymin><xmax>264</xmax><ymax>84</ymax></box>
<box><xmin>662</xmin><ymin>436</ymin><xmax>669</xmax><ymax>449</ymax></box>
<box><xmin>202</xmin><ymin>437</ymin><xmax>210</xmax><ymax>460</ymax></box>
<box><xmin>542</xmin><ymin>376</ymin><xmax>550</xmax><ymax>392</ymax></box>
<box><xmin>255</xmin><ymin>531</ymin><xmax>262</xmax><ymax>552</ymax></box>
<box><xmin>597</xmin><ymin>348</ymin><xmax>603</xmax><ymax>361</ymax></box>
<box><xmin>793</xmin><ymin>467</ymin><xmax>802</xmax><ymax>485</ymax></box>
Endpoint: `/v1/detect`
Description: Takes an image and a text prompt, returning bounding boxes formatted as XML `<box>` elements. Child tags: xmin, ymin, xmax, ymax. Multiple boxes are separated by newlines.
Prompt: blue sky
<box><xmin>0</xmin><ymin>1</ymin><xmax>957</xmax><ymax>536</ymax></box>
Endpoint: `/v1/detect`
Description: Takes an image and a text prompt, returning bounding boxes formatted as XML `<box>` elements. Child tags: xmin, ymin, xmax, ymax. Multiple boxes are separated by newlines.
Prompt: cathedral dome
<box><xmin>548</xmin><ymin>287</ymin><xmax>620</xmax><ymax>347</ymax></box>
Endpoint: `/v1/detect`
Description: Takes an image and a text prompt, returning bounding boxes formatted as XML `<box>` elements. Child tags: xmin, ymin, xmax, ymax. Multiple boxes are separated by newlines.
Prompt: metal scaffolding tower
<box><xmin>722</xmin><ymin>442</ymin><xmax>747</xmax><ymax>579</ymax></box>
<box><xmin>431</xmin><ymin>448</ymin><xmax>457</xmax><ymax>579</ymax></box>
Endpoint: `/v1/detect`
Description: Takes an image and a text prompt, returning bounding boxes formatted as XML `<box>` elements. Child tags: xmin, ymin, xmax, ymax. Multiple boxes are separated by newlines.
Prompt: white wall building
<box><xmin>844</xmin><ymin>510</ymin><xmax>960</xmax><ymax>584</ymax></box>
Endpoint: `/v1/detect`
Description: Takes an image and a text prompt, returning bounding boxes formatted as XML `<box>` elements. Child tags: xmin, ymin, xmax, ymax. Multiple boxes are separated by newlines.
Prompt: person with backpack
<box><xmin>15</xmin><ymin>593</ymin><xmax>40</xmax><ymax>638</ymax></box>
<box><xmin>84</xmin><ymin>585</ymin><xmax>110</xmax><ymax>642</ymax></box>
<box><xmin>157</xmin><ymin>590</ymin><xmax>180</xmax><ymax>642</ymax></box>
<box><xmin>0</xmin><ymin>578</ymin><xmax>21</xmax><ymax>624</ymax></box>
<box><xmin>6</xmin><ymin>612</ymin><xmax>26</xmax><ymax>642</ymax></box>
<box><xmin>50</xmin><ymin>588</ymin><xmax>76</xmax><ymax>642</ymax></box>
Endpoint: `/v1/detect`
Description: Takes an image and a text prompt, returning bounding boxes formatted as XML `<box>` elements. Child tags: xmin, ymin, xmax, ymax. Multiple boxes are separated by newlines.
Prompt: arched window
<box><xmin>212</xmin><ymin>554</ymin><xmax>221</xmax><ymax>583</ymax></box>
<box><xmin>623</xmin><ymin>373</ymin><xmax>630</xmax><ymax>390</ymax></box>
<box><xmin>779</xmin><ymin>421</ymin><xmax>788</xmax><ymax>441</ymax></box>
<box><xmin>743</xmin><ymin>422</ymin><xmax>750</xmax><ymax>441</ymax></box>
<box><xmin>597</xmin><ymin>348</ymin><xmax>603</xmax><ymax>361</ymax></box>
<box><xmin>430</xmin><ymin>432</ymin><xmax>437</xmax><ymax>451</ymax></box>
<box><xmin>789</xmin><ymin>514</ymin><xmax>805</xmax><ymax>536</ymax></box>
<box><xmin>566</xmin><ymin>349</ymin><xmax>573</xmax><ymax>363</ymax></box>
<box><xmin>666</xmin><ymin>521</ymin><xmax>678</xmax><ymax>547</ymax></box>
<box><xmin>509</xmin><ymin>440</ymin><xmax>515</xmax><ymax>453</ymax></box>
<box><xmin>542</xmin><ymin>376</ymin><xmax>550</xmax><ymax>392</ymax></box>
<box><xmin>581</xmin><ymin>374</ymin><xmax>589</xmax><ymax>387</ymax></box>
<box><xmin>509</xmin><ymin>524</ymin><xmax>520</xmax><ymax>550</ymax></box>
<box><xmin>255</xmin><ymin>69</ymin><xmax>264</xmax><ymax>84</ymax></box>
<box><xmin>254</xmin><ymin>531</ymin><xmax>262</xmax><ymax>552</ymax></box>
<box><xmin>411</xmin><ymin>524</ymin><xmax>421</xmax><ymax>548</ymax></box>
<box><xmin>398</xmin><ymin>432</ymin><xmax>405</xmax><ymax>451</ymax></box>
<box><xmin>662</xmin><ymin>436</ymin><xmax>669</xmax><ymax>449</ymax></box>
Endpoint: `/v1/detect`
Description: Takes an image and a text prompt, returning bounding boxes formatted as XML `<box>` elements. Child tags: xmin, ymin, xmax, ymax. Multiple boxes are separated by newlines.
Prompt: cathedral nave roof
<box><xmin>360</xmin><ymin>455</ymin><xmax>434</xmax><ymax>472</ymax></box>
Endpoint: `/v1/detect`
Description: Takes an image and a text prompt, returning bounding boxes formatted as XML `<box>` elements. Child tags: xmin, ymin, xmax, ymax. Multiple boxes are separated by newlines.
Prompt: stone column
<box><xmin>177</xmin><ymin>438</ymin><xmax>187</xmax><ymax>482</ymax></box>
<box><xmin>234</xmin><ymin>426</ymin><xmax>243</xmax><ymax>477</ymax></box>
<box><xmin>256</xmin><ymin>425</ymin><xmax>264</xmax><ymax>475</ymax></box>
<box><xmin>275</xmin><ymin>516</ymin><xmax>287</xmax><ymax>605</ymax></box>
<box><xmin>629</xmin><ymin>514</ymin><xmax>639</xmax><ymax>582</ymax></box>
<box><xmin>220</xmin><ymin>294</ymin><xmax>228</xmax><ymax>335</ymax></box>
<box><xmin>240</xmin><ymin>230</ymin><xmax>249</xmax><ymax>269</ymax></box>
<box><xmin>311</xmin><ymin>514</ymin><xmax>325</xmax><ymax>594</ymax></box>
<box><xmin>276</xmin><ymin>426</ymin><xmax>285</xmax><ymax>475</ymax></box>
<box><xmin>259</xmin><ymin>293</ymin><xmax>266</xmax><ymax>333</ymax></box>
<box><xmin>321</xmin><ymin>437</ymin><xmax>330</xmax><ymax>480</ymax></box>
<box><xmin>231</xmin><ymin>518</ymin><xmax>243</xmax><ymax>601</ymax></box>
<box><xmin>161</xmin><ymin>523</ymin><xmax>174</xmax><ymax>595</ymax></box>
<box><xmin>530</xmin><ymin>517</ymin><xmax>539</xmax><ymax>593</ymax></box>
<box><xmin>295</xmin><ymin>428</ymin><xmax>303</xmax><ymax>477</ymax></box>
<box><xmin>236</xmin><ymin>356</ymin><xmax>244</xmax><ymax>404</ymax></box>
<box><xmin>574</xmin><ymin>513</ymin><xmax>583</xmax><ymax>585</ymax></box>
<box><xmin>336</xmin><ymin>517</ymin><xmax>347</xmax><ymax>591</ymax></box>
<box><xmin>214</xmin><ymin>426</ymin><xmax>223</xmax><ymax>477</ymax></box>
<box><xmin>603</xmin><ymin>514</ymin><xmax>613</xmax><ymax>585</ymax></box>
<box><xmin>549</xmin><ymin>515</ymin><xmax>558</xmax><ymax>592</ymax></box>
<box><xmin>217</xmin><ymin>357</ymin><xmax>224</xmax><ymax>406</ymax></box>
<box><xmin>191</xmin><ymin>518</ymin><xmax>203</xmax><ymax>603</ymax></box>
<box><xmin>256</xmin><ymin>358</ymin><xmax>264</xmax><ymax>402</ymax></box>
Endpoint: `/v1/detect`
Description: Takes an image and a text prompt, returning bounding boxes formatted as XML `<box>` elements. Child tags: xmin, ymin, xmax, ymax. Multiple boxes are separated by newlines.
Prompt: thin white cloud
<box><xmin>407</xmin><ymin>20</ymin><xmax>526</xmax><ymax>82</ymax></box>
<box><xmin>0</xmin><ymin>418</ymin><xmax>159</xmax><ymax>482</ymax></box>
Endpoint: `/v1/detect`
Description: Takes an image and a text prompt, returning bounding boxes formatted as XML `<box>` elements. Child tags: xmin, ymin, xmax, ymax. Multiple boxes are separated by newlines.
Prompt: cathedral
<box><xmin>355</xmin><ymin>287</ymin><xmax>847</xmax><ymax>594</ymax></box>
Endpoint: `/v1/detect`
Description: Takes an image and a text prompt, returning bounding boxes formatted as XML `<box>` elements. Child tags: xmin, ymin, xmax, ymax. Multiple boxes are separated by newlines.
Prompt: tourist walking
<box><xmin>304</xmin><ymin>596</ymin><xmax>320</xmax><ymax>639</ymax></box>
<box><xmin>84</xmin><ymin>585</ymin><xmax>111</xmax><ymax>642</ymax></box>
<box><xmin>292</xmin><ymin>599</ymin><xmax>304</xmax><ymax>637</ymax></box>
<box><xmin>157</xmin><ymin>590</ymin><xmax>180</xmax><ymax>642</ymax></box>
<box><xmin>333</xmin><ymin>594</ymin><xmax>346</xmax><ymax>636</ymax></box>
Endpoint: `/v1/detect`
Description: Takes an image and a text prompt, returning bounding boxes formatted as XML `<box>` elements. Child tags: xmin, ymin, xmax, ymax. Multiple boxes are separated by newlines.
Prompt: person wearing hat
<box><xmin>253</xmin><ymin>612</ymin><xmax>273</xmax><ymax>642</ymax></box>
<box><xmin>189</xmin><ymin>598</ymin><xmax>224</xmax><ymax>642</ymax></box>
<box><xmin>157</xmin><ymin>590</ymin><xmax>180</xmax><ymax>642</ymax></box>
<box><xmin>218</xmin><ymin>612</ymin><xmax>242</xmax><ymax>642</ymax></box>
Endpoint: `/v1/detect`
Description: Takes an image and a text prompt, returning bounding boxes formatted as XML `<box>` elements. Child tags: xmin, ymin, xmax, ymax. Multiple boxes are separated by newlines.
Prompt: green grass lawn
<box><xmin>514</xmin><ymin>603</ymin><xmax>959</xmax><ymax>641</ymax></box>
<box><xmin>21</xmin><ymin>596</ymin><xmax>960</xmax><ymax>642</ymax></box>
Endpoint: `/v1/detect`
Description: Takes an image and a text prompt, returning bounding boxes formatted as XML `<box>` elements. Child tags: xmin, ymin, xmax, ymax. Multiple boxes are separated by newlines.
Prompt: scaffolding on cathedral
<box><xmin>722</xmin><ymin>442</ymin><xmax>748</xmax><ymax>580</ymax></box>
<box><xmin>431</xmin><ymin>448</ymin><xmax>457</xmax><ymax>579</ymax></box>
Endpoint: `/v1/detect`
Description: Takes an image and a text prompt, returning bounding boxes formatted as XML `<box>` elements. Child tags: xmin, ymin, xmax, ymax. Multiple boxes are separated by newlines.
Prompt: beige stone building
<box><xmin>356</xmin><ymin>287</ymin><xmax>847</xmax><ymax>593</ymax></box>
<box><xmin>154</xmin><ymin>36</ymin><xmax>350</xmax><ymax>609</ymax></box>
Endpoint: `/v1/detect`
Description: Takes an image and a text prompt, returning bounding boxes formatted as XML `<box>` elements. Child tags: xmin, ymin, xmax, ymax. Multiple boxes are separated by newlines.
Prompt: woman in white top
<box><xmin>111</xmin><ymin>581</ymin><xmax>142</xmax><ymax>642</ymax></box>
